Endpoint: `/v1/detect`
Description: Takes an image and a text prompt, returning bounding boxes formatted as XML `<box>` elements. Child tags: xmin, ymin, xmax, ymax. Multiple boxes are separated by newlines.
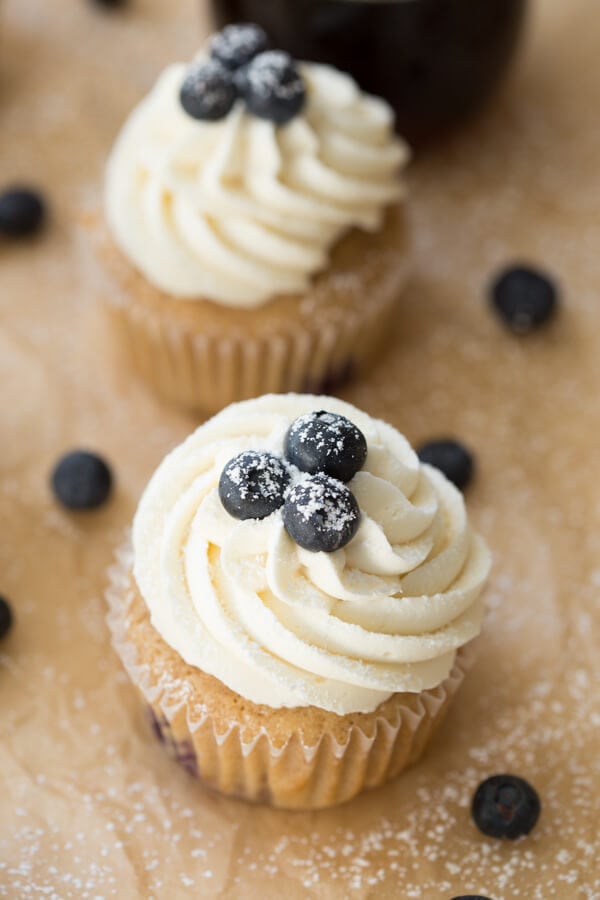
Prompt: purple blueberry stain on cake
<box><xmin>147</xmin><ymin>708</ymin><xmax>199</xmax><ymax>777</ymax></box>
<box><xmin>179</xmin><ymin>24</ymin><xmax>305</xmax><ymax>126</ymax></box>
<box><xmin>218</xmin><ymin>410</ymin><xmax>367</xmax><ymax>552</ymax></box>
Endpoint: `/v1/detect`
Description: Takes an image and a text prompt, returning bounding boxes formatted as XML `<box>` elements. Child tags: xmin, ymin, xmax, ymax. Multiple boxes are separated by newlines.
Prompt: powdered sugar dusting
<box><xmin>286</xmin><ymin>473</ymin><xmax>358</xmax><ymax>534</ymax></box>
<box><xmin>2</xmin><ymin>0</ymin><xmax>600</xmax><ymax>896</ymax></box>
<box><xmin>209</xmin><ymin>23</ymin><xmax>268</xmax><ymax>69</ymax></box>
<box><xmin>244</xmin><ymin>51</ymin><xmax>305</xmax><ymax>103</ymax></box>
<box><xmin>221</xmin><ymin>451</ymin><xmax>288</xmax><ymax>504</ymax></box>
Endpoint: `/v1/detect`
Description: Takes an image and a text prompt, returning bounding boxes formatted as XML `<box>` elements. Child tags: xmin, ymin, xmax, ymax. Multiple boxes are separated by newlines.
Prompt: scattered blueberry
<box><xmin>219</xmin><ymin>451</ymin><xmax>290</xmax><ymax>521</ymax></box>
<box><xmin>283</xmin><ymin>473</ymin><xmax>360</xmax><ymax>553</ymax></box>
<box><xmin>0</xmin><ymin>596</ymin><xmax>13</xmax><ymax>640</ymax></box>
<box><xmin>490</xmin><ymin>265</ymin><xmax>558</xmax><ymax>334</ymax></box>
<box><xmin>472</xmin><ymin>774</ymin><xmax>541</xmax><ymax>839</ymax></box>
<box><xmin>451</xmin><ymin>896</ymin><xmax>495</xmax><ymax>900</ymax></box>
<box><xmin>90</xmin><ymin>0</ymin><xmax>126</xmax><ymax>8</ymax></box>
<box><xmin>51</xmin><ymin>450</ymin><xmax>113</xmax><ymax>511</ymax></box>
<box><xmin>180</xmin><ymin>59</ymin><xmax>237</xmax><ymax>122</ymax></box>
<box><xmin>210</xmin><ymin>23</ymin><xmax>269</xmax><ymax>70</ymax></box>
<box><xmin>417</xmin><ymin>439</ymin><xmax>474</xmax><ymax>491</ymax></box>
<box><xmin>285</xmin><ymin>411</ymin><xmax>367</xmax><ymax>484</ymax></box>
<box><xmin>0</xmin><ymin>187</ymin><xmax>46</xmax><ymax>238</ymax></box>
<box><xmin>238</xmin><ymin>50</ymin><xmax>306</xmax><ymax>125</ymax></box>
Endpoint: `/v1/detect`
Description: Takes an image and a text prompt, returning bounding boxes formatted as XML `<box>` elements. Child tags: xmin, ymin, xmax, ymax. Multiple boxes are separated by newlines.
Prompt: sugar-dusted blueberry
<box><xmin>210</xmin><ymin>23</ymin><xmax>269</xmax><ymax>70</ymax></box>
<box><xmin>0</xmin><ymin>187</ymin><xmax>46</xmax><ymax>238</ymax></box>
<box><xmin>0</xmin><ymin>596</ymin><xmax>13</xmax><ymax>640</ymax></box>
<box><xmin>238</xmin><ymin>50</ymin><xmax>305</xmax><ymax>125</ymax></box>
<box><xmin>285</xmin><ymin>411</ymin><xmax>367</xmax><ymax>484</ymax></box>
<box><xmin>490</xmin><ymin>264</ymin><xmax>558</xmax><ymax>334</ymax></box>
<box><xmin>472</xmin><ymin>774</ymin><xmax>541</xmax><ymax>840</ymax></box>
<box><xmin>180</xmin><ymin>59</ymin><xmax>237</xmax><ymax>122</ymax></box>
<box><xmin>283</xmin><ymin>473</ymin><xmax>360</xmax><ymax>553</ymax></box>
<box><xmin>417</xmin><ymin>439</ymin><xmax>474</xmax><ymax>491</ymax></box>
<box><xmin>219</xmin><ymin>451</ymin><xmax>290</xmax><ymax>521</ymax></box>
<box><xmin>51</xmin><ymin>450</ymin><xmax>113</xmax><ymax>510</ymax></box>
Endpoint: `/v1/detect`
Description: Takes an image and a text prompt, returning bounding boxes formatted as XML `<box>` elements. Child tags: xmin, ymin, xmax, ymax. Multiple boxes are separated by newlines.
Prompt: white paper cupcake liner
<box><xmin>106</xmin><ymin>540</ymin><xmax>477</xmax><ymax>809</ymax></box>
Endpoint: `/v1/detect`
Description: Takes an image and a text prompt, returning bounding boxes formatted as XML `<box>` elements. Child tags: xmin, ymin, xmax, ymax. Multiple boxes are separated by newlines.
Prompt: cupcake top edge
<box><xmin>132</xmin><ymin>394</ymin><xmax>490</xmax><ymax>716</ymax></box>
<box><xmin>104</xmin><ymin>25</ymin><xmax>409</xmax><ymax>309</ymax></box>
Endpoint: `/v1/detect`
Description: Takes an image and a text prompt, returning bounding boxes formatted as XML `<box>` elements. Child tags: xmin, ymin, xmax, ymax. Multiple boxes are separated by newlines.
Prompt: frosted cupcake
<box><xmin>107</xmin><ymin>394</ymin><xmax>491</xmax><ymax>809</ymax></box>
<box><xmin>95</xmin><ymin>24</ymin><xmax>411</xmax><ymax>412</ymax></box>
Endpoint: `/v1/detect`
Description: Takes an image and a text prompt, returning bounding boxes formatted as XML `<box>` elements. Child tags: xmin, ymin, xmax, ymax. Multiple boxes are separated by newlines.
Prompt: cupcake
<box><xmin>94</xmin><ymin>24</ymin><xmax>411</xmax><ymax>412</ymax></box>
<box><xmin>107</xmin><ymin>394</ymin><xmax>491</xmax><ymax>809</ymax></box>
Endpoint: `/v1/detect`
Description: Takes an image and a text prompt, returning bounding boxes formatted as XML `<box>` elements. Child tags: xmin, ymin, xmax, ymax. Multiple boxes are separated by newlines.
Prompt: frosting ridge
<box><xmin>105</xmin><ymin>60</ymin><xmax>408</xmax><ymax>307</ymax></box>
<box><xmin>133</xmin><ymin>395</ymin><xmax>490</xmax><ymax>715</ymax></box>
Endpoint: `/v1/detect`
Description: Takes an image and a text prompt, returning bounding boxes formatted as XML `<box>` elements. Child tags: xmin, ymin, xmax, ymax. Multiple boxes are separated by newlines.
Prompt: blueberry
<box><xmin>417</xmin><ymin>439</ymin><xmax>474</xmax><ymax>491</ymax></box>
<box><xmin>472</xmin><ymin>774</ymin><xmax>541</xmax><ymax>840</ymax></box>
<box><xmin>285</xmin><ymin>411</ymin><xmax>367</xmax><ymax>484</ymax></box>
<box><xmin>283</xmin><ymin>473</ymin><xmax>360</xmax><ymax>553</ymax></box>
<box><xmin>490</xmin><ymin>265</ymin><xmax>558</xmax><ymax>334</ymax></box>
<box><xmin>451</xmin><ymin>896</ymin><xmax>496</xmax><ymax>900</ymax></box>
<box><xmin>51</xmin><ymin>451</ymin><xmax>113</xmax><ymax>510</ymax></box>
<box><xmin>238</xmin><ymin>50</ymin><xmax>306</xmax><ymax>125</ymax></box>
<box><xmin>0</xmin><ymin>596</ymin><xmax>13</xmax><ymax>640</ymax></box>
<box><xmin>219</xmin><ymin>451</ymin><xmax>290</xmax><ymax>521</ymax></box>
<box><xmin>210</xmin><ymin>23</ymin><xmax>269</xmax><ymax>71</ymax></box>
<box><xmin>179</xmin><ymin>60</ymin><xmax>237</xmax><ymax>122</ymax></box>
<box><xmin>90</xmin><ymin>0</ymin><xmax>126</xmax><ymax>8</ymax></box>
<box><xmin>0</xmin><ymin>187</ymin><xmax>46</xmax><ymax>238</ymax></box>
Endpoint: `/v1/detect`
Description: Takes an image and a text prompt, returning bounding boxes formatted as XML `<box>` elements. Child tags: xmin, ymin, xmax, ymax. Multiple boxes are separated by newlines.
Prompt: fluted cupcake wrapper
<box><xmin>86</xmin><ymin>209</ymin><xmax>411</xmax><ymax>414</ymax></box>
<box><xmin>106</xmin><ymin>542</ymin><xmax>476</xmax><ymax>810</ymax></box>
<box><xmin>107</xmin><ymin>267</ymin><xmax>405</xmax><ymax>413</ymax></box>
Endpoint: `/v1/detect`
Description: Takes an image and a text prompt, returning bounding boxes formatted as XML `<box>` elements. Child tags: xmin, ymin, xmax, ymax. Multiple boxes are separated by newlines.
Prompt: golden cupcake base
<box><xmin>106</xmin><ymin>546</ymin><xmax>476</xmax><ymax>810</ymax></box>
<box><xmin>90</xmin><ymin>208</ymin><xmax>411</xmax><ymax>413</ymax></box>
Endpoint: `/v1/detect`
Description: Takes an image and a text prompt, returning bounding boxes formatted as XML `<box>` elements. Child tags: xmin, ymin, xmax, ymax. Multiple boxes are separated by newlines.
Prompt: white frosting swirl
<box><xmin>105</xmin><ymin>59</ymin><xmax>408</xmax><ymax>307</ymax></box>
<box><xmin>133</xmin><ymin>395</ymin><xmax>490</xmax><ymax>715</ymax></box>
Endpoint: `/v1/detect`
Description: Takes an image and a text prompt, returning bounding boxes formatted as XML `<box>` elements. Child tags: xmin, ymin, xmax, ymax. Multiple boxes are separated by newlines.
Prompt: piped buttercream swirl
<box><xmin>133</xmin><ymin>395</ymin><xmax>490</xmax><ymax>715</ymax></box>
<box><xmin>105</xmin><ymin>59</ymin><xmax>408</xmax><ymax>307</ymax></box>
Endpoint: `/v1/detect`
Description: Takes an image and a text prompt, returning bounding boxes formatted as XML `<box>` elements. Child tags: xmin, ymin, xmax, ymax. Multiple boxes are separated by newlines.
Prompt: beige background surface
<box><xmin>1</xmin><ymin>1</ymin><xmax>599</xmax><ymax>897</ymax></box>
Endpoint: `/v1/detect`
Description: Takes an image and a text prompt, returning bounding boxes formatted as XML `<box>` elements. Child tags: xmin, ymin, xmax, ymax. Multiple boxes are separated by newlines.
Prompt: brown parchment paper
<box><xmin>1</xmin><ymin>1</ymin><xmax>599</xmax><ymax>897</ymax></box>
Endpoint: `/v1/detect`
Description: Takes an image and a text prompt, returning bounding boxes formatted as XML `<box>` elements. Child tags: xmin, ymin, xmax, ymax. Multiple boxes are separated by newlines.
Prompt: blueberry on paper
<box><xmin>490</xmin><ymin>265</ymin><xmax>558</xmax><ymax>334</ymax></box>
<box><xmin>283</xmin><ymin>473</ymin><xmax>360</xmax><ymax>553</ymax></box>
<box><xmin>0</xmin><ymin>187</ymin><xmax>46</xmax><ymax>238</ymax></box>
<box><xmin>90</xmin><ymin>0</ymin><xmax>127</xmax><ymax>8</ymax></box>
<box><xmin>471</xmin><ymin>774</ymin><xmax>541</xmax><ymax>839</ymax></box>
<box><xmin>238</xmin><ymin>50</ymin><xmax>306</xmax><ymax>125</ymax></box>
<box><xmin>451</xmin><ymin>896</ymin><xmax>496</xmax><ymax>900</ymax></box>
<box><xmin>285</xmin><ymin>411</ymin><xmax>367</xmax><ymax>483</ymax></box>
<box><xmin>180</xmin><ymin>59</ymin><xmax>237</xmax><ymax>122</ymax></box>
<box><xmin>0</xmin><ymin>597</ymin><xmax>13</xmax><ymax>640</ymax></box>
<box><xmin>417</xmin><ymin>439</ymin><xmax>474</xmax><ymax>491</ymax></box>
<box><xmin>51</xmin><ymin>451</ymin><xmax>113</xmax><ymax>510</ymax></box>
<box><xmin>210</xmin><ymin>23</ymin><xmax>269</xmax><ymax>70</ymax></box>
<box><xmin>219</xmin><ymin>451</ymin><xmax>290</xmax><ymax>521</ymax></box>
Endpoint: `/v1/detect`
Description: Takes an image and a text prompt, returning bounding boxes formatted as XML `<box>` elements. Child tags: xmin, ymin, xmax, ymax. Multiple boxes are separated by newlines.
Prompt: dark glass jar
<box><xmin>211</xmin><ymin>0</ymin><xmax>527</xmax><ymax>141</ymax></box>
